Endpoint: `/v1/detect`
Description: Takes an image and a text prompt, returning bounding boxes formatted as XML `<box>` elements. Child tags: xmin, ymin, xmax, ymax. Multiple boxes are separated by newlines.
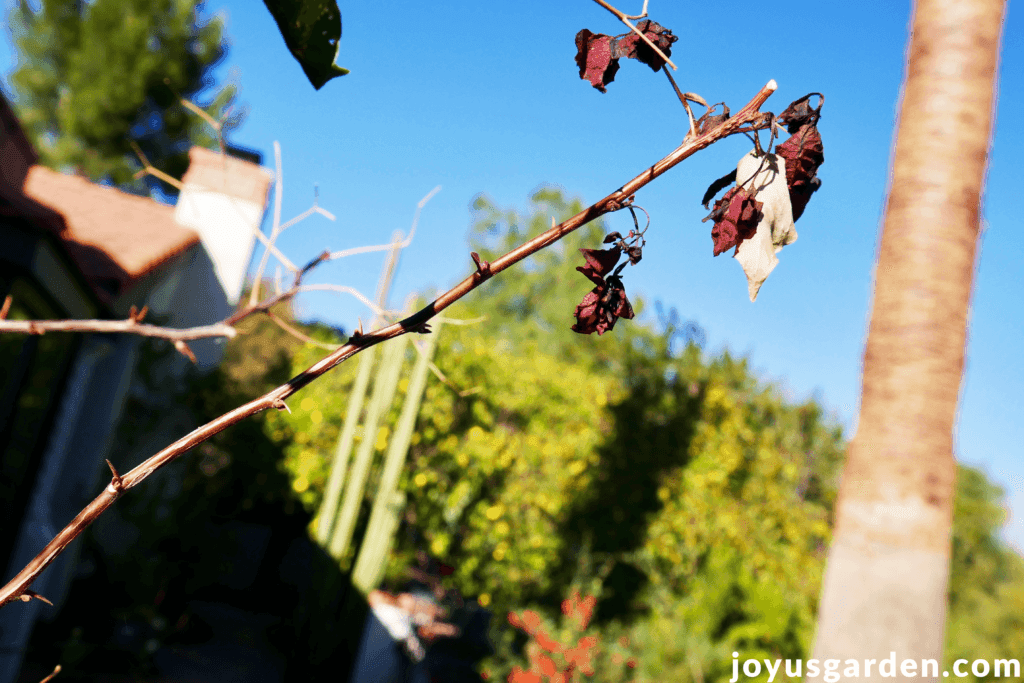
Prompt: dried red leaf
<box><xmin>578</xmin><ymin>247</ymin><xmax>622</xmax><ymax>281</ymax></box>
<box><xmin>614</xmin><ymin>19</ymin><xmax>678</xmax><ymax>70</ymax></box>
<box><xmin>707</xmin><ymin>187</ymin><xmax>764</xmax><ymax>256</ymax></box>
<box><xmin>572</xmin><ymin>273</ymin><xmax>634</xmax><ymax>336</ymax></box>
<box><xmin>777</xmin><ymin>93</ymin><xmax>824</xmax><ymax>133</ymax></box>
<box><xmin>575</xmin><ymin>29</ymin><xmax>620</xmax><ymax>93</ymax></box>
<box><xmin>775</xmin><ymin>122</ymin><xmax>824</xmax><ymax>221</ymax></box>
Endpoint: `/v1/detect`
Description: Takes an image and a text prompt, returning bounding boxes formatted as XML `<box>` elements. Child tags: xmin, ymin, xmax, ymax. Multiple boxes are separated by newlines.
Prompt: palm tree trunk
<box><xmin>811</xmin><ymin>0</ymin><xmax>1005</xmax><ymax>678</ymax></box>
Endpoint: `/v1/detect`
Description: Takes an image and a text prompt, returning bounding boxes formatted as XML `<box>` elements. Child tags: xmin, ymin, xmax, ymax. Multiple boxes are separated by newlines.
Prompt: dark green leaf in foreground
<box><xmin>262</xmin><ymin>0</ymin><xmax>349</xmax><ymax>90</ymax></box>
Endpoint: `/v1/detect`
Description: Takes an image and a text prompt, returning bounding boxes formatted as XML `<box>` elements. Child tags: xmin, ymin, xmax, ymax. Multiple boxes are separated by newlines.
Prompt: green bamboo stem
<box><xmin>328</xmin><ymin>328</ymin><xmax>409</xmax><ymax>562</ymax></box>
<box><xmin>314</xmin><ymin>346</ymin><xmax>377</xmax><ymax>544</ymax></box>
<box><xmin>351</xmin><ymin>319</ymin><xmax>443</xmax><ymax>593</ymax></box>
<box><xmin>314</xmin><ymin>231</ymin><xmax>403</xmax><ymax>545</ymax></box>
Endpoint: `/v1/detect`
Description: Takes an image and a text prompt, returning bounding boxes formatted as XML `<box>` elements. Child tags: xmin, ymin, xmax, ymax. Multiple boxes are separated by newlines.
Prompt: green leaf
<box><xmin>262</xmin><ymin>0</ymin><xmax>349</xmax><ymax>90</ymax></box>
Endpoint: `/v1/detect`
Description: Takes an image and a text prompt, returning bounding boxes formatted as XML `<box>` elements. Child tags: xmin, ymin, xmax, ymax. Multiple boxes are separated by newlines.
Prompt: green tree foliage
<box><xmin>7</xmin><ymin>0</ymin><xmax>239</xmax><ymax>198</ymax></box>
<box><xmin>263</xmin><ymin>188</ymin><xmax>1024</xmax><ymax>682</ymax></box>
<box><xmin>943</xmin><ymin>467</ymin><xmax>1024</xmax><ymax>682</ymax></box>
<box><xmin>265</xmin><ymin>188</ymin><xmax>844</xmax><ymax>680</ymax></box>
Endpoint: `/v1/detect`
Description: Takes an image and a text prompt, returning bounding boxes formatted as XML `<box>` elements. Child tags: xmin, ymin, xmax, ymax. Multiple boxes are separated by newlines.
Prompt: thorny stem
<box><xmin>0</xmin><ymin>310</ymin><xmax>237</xmax><ymax>343</ymax></box>
<box><xmin>590</xmin><ymin>0</ymin><xmax>678</xmax><ymax>71</ymax></box>
<box><xmin>0</xmin><ymin>80</ymin><xmax>778</xmax><ymax>610</ymax></box>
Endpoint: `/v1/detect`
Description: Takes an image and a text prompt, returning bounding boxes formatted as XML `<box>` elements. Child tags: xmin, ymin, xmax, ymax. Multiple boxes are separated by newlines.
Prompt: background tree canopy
<box><xmin>7</xmin><ymin>0</ymin><xmax>240</xmax><ymax>198</ymax></box>
<box><xmin>268</xmin><ymin>188</ymin><xmax>1024</xmax><ymax>682</ymax></box>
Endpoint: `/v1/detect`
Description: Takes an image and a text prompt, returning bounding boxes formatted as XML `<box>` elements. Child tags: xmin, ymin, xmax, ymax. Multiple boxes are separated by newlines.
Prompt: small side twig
<box><xmin>130</xmin><ymin>140</ymin><xmax>184</xmax><ymax>191</ymax></box>
<box><xmin>326</xmin><ymin>185</ymin><xmax>441</xmax><ymax>262</ymax></box>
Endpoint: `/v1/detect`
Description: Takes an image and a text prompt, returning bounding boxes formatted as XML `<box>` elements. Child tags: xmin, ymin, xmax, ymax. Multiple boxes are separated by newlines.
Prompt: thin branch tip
<box><xmin>39</xmin><ymin>664</ymin><xmax>61</xmax><ymax>683</ymax></box>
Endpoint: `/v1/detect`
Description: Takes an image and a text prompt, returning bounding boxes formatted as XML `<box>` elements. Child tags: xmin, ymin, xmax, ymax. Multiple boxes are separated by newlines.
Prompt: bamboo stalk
<box><xmin>351</xmin><ymin>318</ymin><xmax>443</xmax><ymax>593</ymax></box>
<box><xmin>328</xmin><ymin>328</ymin><xmax>409</xmax><ymax>562</ymax></box>
<box><xmin>314</xmin><ymin>232</ymin><xmax>403</xmax><ymax>544</ymax></box>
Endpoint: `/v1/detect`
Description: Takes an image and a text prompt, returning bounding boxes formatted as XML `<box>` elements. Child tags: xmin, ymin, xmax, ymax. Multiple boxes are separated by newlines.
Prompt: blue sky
<box><xmin>3</xmin><ymin>1</ymin><xmax>1023</xmax><ymax>546</ymax></box>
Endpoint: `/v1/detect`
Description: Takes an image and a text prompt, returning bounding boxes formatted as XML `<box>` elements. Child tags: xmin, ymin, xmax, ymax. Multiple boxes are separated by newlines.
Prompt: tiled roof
<box><xmin>1</xmin><ymin>90</ymin><xmax>200</xmax><ymax>301</ymax></box>
<box><xmin>20</xmin><ymin>165</ymin><xmax>200</xmax><ymax>300</ymax></box>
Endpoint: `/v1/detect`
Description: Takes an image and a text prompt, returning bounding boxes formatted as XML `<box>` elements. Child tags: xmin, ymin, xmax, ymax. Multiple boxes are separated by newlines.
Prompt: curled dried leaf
<box><xmin>701</xmin><ymin>169</ymin><xmax>738</xmax><ymax>208</ymax></box>
<box><xmin>733</xmin><ymin>152</ymin><xmax>798</xmax><ymax>301</ymax></box>
<box><xmin>613</xmin><ymin>19</ymin><xmax>679</xmax><ymax>71</ymax></box>
<box><xmin>577</xmin><ymin>247</ymin><xmax>623</xmax><ymax>282</ymax></box>
<box><xmin>775</xmin><ymin>121</ymin><xmax>824</xmax><ymax>221</ymax></box>
<box><xmin>696</xmin><ymin>102</ymin><xmax>730</xmax><ymax>137</ymax></box>
<box><xmin>777</xmin><ymin>93</ymin><xmax>824</xmax><ymax>133</ymax></box>
<box><xmin>572</xmin><ymin>273</ymin><xmax>635</xmax><ymax>336</ymax></box>
<box><xmin>705</xmin><ymin>186</ymin><xmax>763</xmax><ymax>257</ymax></box>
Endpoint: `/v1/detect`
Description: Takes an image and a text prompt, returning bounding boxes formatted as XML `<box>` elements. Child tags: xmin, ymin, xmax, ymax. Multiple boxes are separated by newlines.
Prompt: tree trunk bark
<box><xmin>811</xmin><ymin>0</ymin><xmax>1005</xmax><ymax>679</ymax></box>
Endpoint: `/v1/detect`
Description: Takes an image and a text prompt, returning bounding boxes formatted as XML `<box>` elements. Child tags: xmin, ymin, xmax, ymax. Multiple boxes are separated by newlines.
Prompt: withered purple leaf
<box><xmin>705</xmin><ymin>186</ymin><xmax>763</xmax><ymax>257</ymax></box>
<box><xmin>603</xmin><ymin>231</ymin><xmax>623</xmax><ymax>244</ymax></box>
<box><xmin>577</xmin><ymin>246</ymin><xmax>623</xmax><ymax>282</ymax></box>
<box><xmin>575</xmin><ymin>29</ymin><xmax>620</xmax><ymax>93</ymax></box>
<box><xmin>775</xmin><ymin>120</ymin><xmax>824</xmax><ymax>221</ymax></box>
<box><xmin>613</xmin><ymin>19</ymin><xmax>678</xmax><ymax>71</ymax></box>
<box><xmin>572</xmin><ymin>273</ymin><xmax>635</xmax><ymax>336</ymax></box>
<box><xmin>777</xmin><ymin>93</ymin><xmax>824</xmax><ymax>133</ymax></box>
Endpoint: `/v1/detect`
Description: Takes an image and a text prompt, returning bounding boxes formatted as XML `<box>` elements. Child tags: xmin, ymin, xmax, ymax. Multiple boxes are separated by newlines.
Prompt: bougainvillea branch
<box><xmin>0</xmin><ymin>79</ymin><xmax>778</xmax><ymax>610</ymax></box>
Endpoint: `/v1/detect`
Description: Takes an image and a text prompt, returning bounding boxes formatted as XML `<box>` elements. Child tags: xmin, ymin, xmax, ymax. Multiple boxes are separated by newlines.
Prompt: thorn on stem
<box><xmin>106</xmin><ymin>459</ymin><xmax>124</xmax><ymax>493</ymax></box>
<box><xmin>410</xmin><ymin>322</ymin><xmax>432</xmax><ymax>335</ymax></box>
<box><xmin>470</xmin><ymin>252</ymin><xmax>491</xmax><ymax>276</ymax></box>
<box><xmin>0</xmin><ymin>295</ymin><xmax>12</xmax><ymax>320</ymax></box>
<box><xmin>273</xmin><ymin>398</ymin><xmax>291</xmax><ymax>414</ymax></box>
<box><xmin>173</xmin><ymin>340</ymin><xmax>198</xmax><ymax>364</ymax></box>
<box><xmin>19</xmin><ymin>590</ymin><xmax>53</xmax><ymax>606</ymax></box>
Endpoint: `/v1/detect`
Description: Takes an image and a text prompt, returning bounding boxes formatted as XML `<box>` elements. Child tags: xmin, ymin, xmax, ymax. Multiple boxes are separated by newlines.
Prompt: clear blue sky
<box><xmin>3</xmin><ymin>1</ymin><xmax>1023</xmax><ymax>546</ymax></box>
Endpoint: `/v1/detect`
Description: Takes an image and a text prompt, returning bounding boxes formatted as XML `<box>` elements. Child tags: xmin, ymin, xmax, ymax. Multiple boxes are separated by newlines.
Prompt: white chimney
<box><xmin>174</xmin><ymin>147</ymin><xmax>273</xmax><ymax>304</ymax></box>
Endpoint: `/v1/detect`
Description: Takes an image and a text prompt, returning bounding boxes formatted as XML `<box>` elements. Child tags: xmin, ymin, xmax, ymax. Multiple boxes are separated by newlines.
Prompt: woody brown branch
<box><xmin>0</xmin><ymin>80</ymin><xmax>777</xmax><ymax>610</ymax></box>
